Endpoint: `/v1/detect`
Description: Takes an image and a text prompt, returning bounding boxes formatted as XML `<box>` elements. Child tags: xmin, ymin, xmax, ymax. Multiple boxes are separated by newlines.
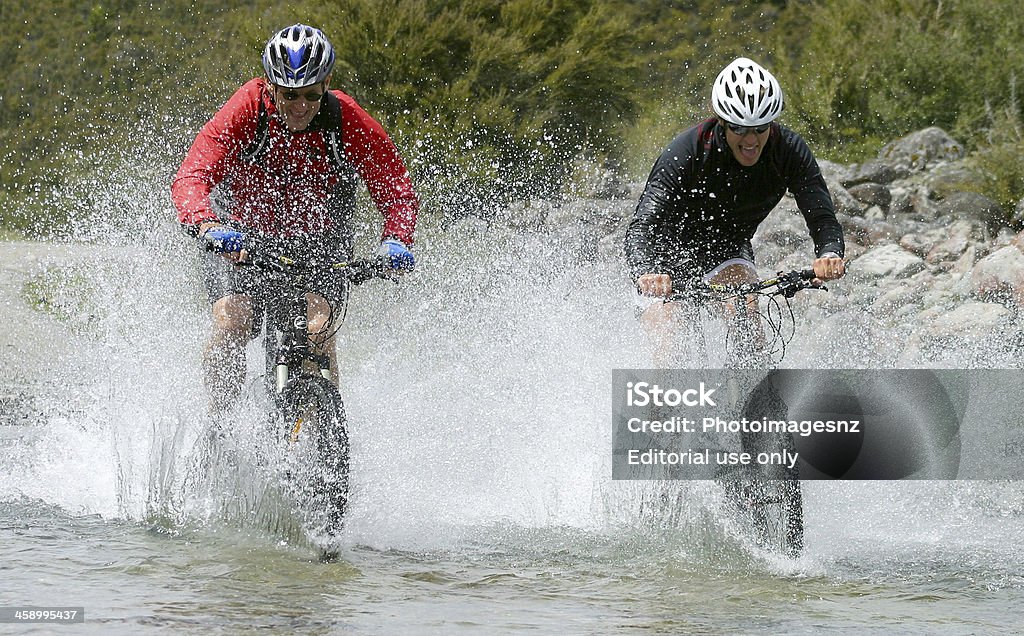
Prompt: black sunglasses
<box><xmin>725</xmin><ymin>121</ymin><xmax>771</xmax><ymax>136</ymax></box>
<box><xmin>276</xmin><ymin>85</ymin><xmax>325</xmax><ymax>103</ymax></box>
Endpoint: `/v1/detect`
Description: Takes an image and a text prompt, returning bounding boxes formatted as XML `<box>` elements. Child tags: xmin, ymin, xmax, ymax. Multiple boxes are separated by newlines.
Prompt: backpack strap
<box><xmin>240</xmin><ymin>90</ymin><xmax>348</xmax><ymax>172</ymax></box>
<box><xmin>698</xmin><ymin>116</ymin><xmax>717</xmax><ymax>150</ymax></box>
<box><xmin>321</xmin><ymin>91</ymin><xmax>346</xmax><ymax>170</ymax></box>
<box><xmin>240</xmin><ymin>97</ymin><xmax>271</xmax><ymax>164</ymax></box>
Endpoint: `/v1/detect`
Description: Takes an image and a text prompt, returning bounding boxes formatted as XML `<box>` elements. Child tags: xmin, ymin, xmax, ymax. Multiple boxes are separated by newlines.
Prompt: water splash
<box><xmin>1</xmin><ymin>116</ymin><xmax>1022</xmax><ymax>573</ymax></box>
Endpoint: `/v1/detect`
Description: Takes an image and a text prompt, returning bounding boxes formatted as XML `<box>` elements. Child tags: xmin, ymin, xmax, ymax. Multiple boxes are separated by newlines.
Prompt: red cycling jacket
<box><xmin>172</xmin><ymin>78</ymin><xmax>417</xmax><ymax>245</ymax></box>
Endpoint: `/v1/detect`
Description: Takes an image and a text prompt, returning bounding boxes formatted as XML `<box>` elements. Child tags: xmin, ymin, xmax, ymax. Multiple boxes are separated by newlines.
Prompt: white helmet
<box><xmin>262</xmin><ymin>24</ymin><xmax>335</xmax><ymax>88</ymax></box>
<box><xmin>711</xmin><ymin>57</ymin><xmax>783</xmax><ymax>126</ymax></box>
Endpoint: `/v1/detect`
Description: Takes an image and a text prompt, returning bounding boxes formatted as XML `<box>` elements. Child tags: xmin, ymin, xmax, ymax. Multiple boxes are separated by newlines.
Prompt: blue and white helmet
<box><xmin>262</xmin><ymin>24</ymin><xmax>336</xmax><ymax>88</ymax></box>
<box><xmin>711</xmin><ymin>57</ymin><xmax>784</xmax><ymax>126</ymax></box>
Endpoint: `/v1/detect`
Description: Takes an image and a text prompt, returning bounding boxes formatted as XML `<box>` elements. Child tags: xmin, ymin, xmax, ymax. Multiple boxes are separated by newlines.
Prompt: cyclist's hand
<box><xmin>637</xmin><ymin>273</ymin><xmax>673</xmax><ymax>298</ymax></box>
<box><xmin>379</xmin><ymin>239</ymin><xmax>415</xmax><ymax>272</ymax></box>
<box><xmin>812</xmin><ymin>254</ymin><xmax>845</xmax><ymax>283</ymax></box>
<box><xmin>202</xmin><ymin>226</ymin><xmax>246</xmax><ymax>263</ymax></box>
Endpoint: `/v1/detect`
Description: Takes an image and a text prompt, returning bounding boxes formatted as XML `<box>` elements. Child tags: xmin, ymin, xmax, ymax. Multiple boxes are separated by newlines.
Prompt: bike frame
<box><xmin>264</xmin><ymin>279</ymin><xmax>334</xmax><ymax>396</ymax></box>
<box><xmin>235</xmin><ymin>248</ymin><xmax>388</xmax><ymax>398</ymax></box>
<box><xmin>662</xmin><ymin>268</ymin><xmax>822</xmax><ymax>556</ymax></box>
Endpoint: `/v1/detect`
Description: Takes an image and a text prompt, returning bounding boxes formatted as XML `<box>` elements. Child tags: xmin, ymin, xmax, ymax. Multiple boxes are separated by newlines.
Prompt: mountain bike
<box><xmin>666</xmin><ymin>268</ymin><xmax>825</xmax><ymax>556</ymax></box>
<box><xmin>205</xmin><ymin>236</ymin><xmax>392</xmax><ymax>557</ymax></box>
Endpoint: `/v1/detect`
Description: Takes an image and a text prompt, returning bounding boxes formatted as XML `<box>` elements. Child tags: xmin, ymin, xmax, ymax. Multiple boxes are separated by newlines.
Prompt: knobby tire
<box><xmin>724</xmin><ymin>427</ymin><xmax>804</xmax><ymax>557</ymax></box>
<box><xmin>277</xmin><ymin>375</ymin><xmax>350</xmax><ymax>545</ymax></box>
<box><xmin>724</xmin><ymin>474</ymin><xmax>804</xmax><ymax>557</ymax></box>
<box><xmin>721</xmin><ymin>303</ymin><xmax>805</xmax><ymax>557</ymax></box>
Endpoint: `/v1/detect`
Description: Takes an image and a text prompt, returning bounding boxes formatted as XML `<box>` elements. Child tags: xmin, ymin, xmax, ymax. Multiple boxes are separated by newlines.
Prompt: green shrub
<box><xmin>313</xmin><ymin>0</ymin><xmax>644</xmax><ymax>200</ymax></box>
<box><xmin>771</xmin><ymin>0</ymin><xmax>1024</xmax><ymax>160</ymax></box>
<box><xmin>954</xmin><ymin>95</ymin><xmax>1024</xmax><ymax>224</ymax></box>
<box><xmin>4</xmin><ymin>0</ymin><xmax>1024</xmax><ymax>231</ymax></box>
<box><xmin>956</xmin><ymin>143</ymin><xmax>1024</xmax><ymax>225</ymax></box>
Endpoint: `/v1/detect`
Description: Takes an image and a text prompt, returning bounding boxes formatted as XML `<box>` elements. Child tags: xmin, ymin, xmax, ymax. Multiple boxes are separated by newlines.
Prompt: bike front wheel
<box><xmin>277</xmin><ymin>375</ymin><xmax>350</xmax><ymax>546</ymax></box>
<box><xmin>726</xmin><ymin>424</ymin><xmax>804</xmax><ymax>556</ymax></box>
<box><xmin>724</xmin><ymin>477</ymin><xmax>803</xmax><ymax>557</ymax></box>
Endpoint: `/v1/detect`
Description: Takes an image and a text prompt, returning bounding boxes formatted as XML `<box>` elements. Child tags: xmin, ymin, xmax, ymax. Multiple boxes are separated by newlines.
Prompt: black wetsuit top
<box><xmin>624</xmin><ymin>117</ymin><xmax>844</xmax><ymax>283</ymax></box>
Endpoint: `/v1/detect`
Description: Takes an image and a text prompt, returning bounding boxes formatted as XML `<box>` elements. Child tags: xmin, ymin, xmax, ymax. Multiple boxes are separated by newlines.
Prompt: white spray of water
<box><xmin>1</xmin><ymin>115</ymin><xmax>663</xmax><ymax>550</ymax></box>
<box><xmin>3</xmin><ymin>116</ymin><xmax>1022</xmax><ymax>573</ymax></box>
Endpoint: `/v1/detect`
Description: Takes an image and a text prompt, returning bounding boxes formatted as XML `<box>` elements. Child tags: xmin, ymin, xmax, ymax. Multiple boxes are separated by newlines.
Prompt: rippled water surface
<box><xmin>3</xmin><ymin>483</ymin><xmax>1023</xmax><ymax>634</ymax></box>
<box><xmin>1</xmin><ymin>234</ymin><xmax>1023</xmax><ymax>634</ymax></box>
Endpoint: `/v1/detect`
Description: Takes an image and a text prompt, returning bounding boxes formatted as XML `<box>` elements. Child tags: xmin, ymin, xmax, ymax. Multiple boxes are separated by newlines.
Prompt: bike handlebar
<box><xmin>667</xmin><ymin>268</ymin><xmax>823</xmax><ymax>303</ymax></box>
<box><xmin>246</xmin><ymin>252</ymin><xmax>392</xmax><ymax>286</ymax></box>
<box><xmin>203</xmin><ymin>233</ymin><xmax>394</xmax><ymax>286</ymax></box>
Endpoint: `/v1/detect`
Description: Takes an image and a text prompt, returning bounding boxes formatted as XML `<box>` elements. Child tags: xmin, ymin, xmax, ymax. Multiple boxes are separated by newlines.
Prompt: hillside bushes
<box><xmin>3</xmin><ymin>0</ymin><xmax>1024</xmax><ymax>231</ymax></box>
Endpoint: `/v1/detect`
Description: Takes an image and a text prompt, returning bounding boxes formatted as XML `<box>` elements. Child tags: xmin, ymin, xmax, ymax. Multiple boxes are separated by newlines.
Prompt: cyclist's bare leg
<box><xmin>708</xmin><ymin>262</ymin><xmax>759</xmax><ymax>313</ymax></box>
<box><xmin>205</xmin><ymin>293</ymin><xmax>253</xmax><ymax>409</ymax></box>
<box><xmin>641</xmin><ymin>301</ymin><xmax>680</xmax><ymax>361</ymax></box>
<box><xmin>640</xmin><ymin>300</ymin><xmax>704</xmax><ymax>367</ymax></box>
<box><xmin>306</xmin><ymin>292</ymin><xmax>340</xmax><ymax>385</ymax></box>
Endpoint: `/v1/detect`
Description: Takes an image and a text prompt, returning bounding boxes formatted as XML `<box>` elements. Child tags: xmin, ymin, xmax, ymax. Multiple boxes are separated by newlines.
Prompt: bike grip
<box><xmin>801</xmin><ymin>268</ymin><xmax>817</xmax><ymax>279</ymax></box>
<box><xmin>344</xmin><ymin>256</ymin><xmax>389</xmax><ymax>285</ymax></box>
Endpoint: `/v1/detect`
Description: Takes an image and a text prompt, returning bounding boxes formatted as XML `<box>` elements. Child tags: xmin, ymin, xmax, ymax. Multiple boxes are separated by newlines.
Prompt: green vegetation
<box><xmin>770</xmin><ymin>0</ymin><xmax>1024</xmax><ymax>161</ymax></box>
<box><xmin>3</xmin><ymin>0</ymin><xmax>1024</xmax><ymax>234</ymax></box>
<box><xmin>935</xmin><ymin>74</ymin><xmax>1024</xmax><ymax>222</ymax></box>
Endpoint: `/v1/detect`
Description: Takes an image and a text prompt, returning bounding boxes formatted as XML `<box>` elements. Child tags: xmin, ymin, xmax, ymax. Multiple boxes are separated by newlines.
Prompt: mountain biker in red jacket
<box><xmin>172</xmin><ymin>24</ymin><xmax>419</xmax><ymax>410</ymax></box>
<box><xmin>625</xmin><ymin>58</ymin><xmax>845</xmax><ymax>362</ymax></box>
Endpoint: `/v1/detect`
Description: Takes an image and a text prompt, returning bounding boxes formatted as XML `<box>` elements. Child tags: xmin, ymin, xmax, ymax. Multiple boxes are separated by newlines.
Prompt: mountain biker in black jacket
<box><xmin>624</xmin><ymin>58</ymin><xmax>846</xmax><ymax>357</ymax></box>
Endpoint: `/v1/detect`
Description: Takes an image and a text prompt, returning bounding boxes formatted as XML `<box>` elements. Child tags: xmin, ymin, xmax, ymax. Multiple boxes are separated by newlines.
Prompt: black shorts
<box><xmin>202</xmin><ymin>239</ymin><xmax>351</xmax><ymax>339</ymax></box>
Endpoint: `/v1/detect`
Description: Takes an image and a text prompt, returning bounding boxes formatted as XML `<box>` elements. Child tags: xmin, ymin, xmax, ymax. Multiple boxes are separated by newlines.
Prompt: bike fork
<box><xmin>275</xmin><ymin>355</ymin><xmax>333</xmax><ymax>393</ymax></box>
<box><xmin>276</xmin><ymin>363</ymin><xmax>289</xmax><ymax>394</ymax></box>
<box><xmin>316</xmin><ymin>356</ymin><xmax>333</xmax><ymax>383</ymax></box>
<box><xmin>727</xmin><ymin>294</ymin><xmax>767</xmax><ymax>369</ymax></box>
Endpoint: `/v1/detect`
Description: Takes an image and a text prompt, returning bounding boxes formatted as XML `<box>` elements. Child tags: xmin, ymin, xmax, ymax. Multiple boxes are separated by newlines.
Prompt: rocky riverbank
<box><xmin>4</xmin><ymin>126</ymin><xmax>1022</xmax><ymax>387</ymax></box>
<box><xmin>467</xmin><ymin>126</ymin><xmax>1024</xmax><ymax>365</ymax></box>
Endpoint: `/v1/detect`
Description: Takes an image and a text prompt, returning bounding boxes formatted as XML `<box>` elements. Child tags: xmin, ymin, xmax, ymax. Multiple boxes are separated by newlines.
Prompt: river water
<box><xmin>1</xmin><ymin>225</ymin><xmax>1023</xmax><ymax>634</ymax></box>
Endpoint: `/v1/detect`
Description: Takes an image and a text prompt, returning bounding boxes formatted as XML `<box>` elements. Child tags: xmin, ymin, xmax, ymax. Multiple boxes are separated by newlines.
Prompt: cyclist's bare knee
<box><xmin>640</xmin><ymin>300</ymin><xmax>685</xmax><ymax>330</ymax></box>
<box><xmin>708</xmin><ymin>262</ymin><xmax>759</xmax><ymax>315</ymax></box>
<box><xmin>708</xmin><ymin>262</ymin><xmax>757</xmax><ymax>286</ymax></box>
<box><xmin>305</xmin><ymin>293</ymin><xmax>340</xmax><ymax>378</ymax></box>
<box><xmin>307</xmin><ymin>293</ymin><xmax>339</xmax><ymax>348</ymax></box>
<box><xmin>306</xmin><ymin>293</ymin><xmax>333</xmax><ymax>335</ymax></box>
<box><xmin>211</xmin><ymin>294</ymin><xmax>253</xmax><ymax>339</ymax></box>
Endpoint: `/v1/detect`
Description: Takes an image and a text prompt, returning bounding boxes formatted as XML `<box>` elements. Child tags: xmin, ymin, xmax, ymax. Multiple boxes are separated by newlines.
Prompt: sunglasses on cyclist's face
<box><xmin>724</xmin><ymin>121</ymin><xmax>771</xmax><ymax>136</ymax></box>
<box><xmin>275</xmin><ymin>85</ymin><xmax>325</xmax><ymax>103</ymax></box>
